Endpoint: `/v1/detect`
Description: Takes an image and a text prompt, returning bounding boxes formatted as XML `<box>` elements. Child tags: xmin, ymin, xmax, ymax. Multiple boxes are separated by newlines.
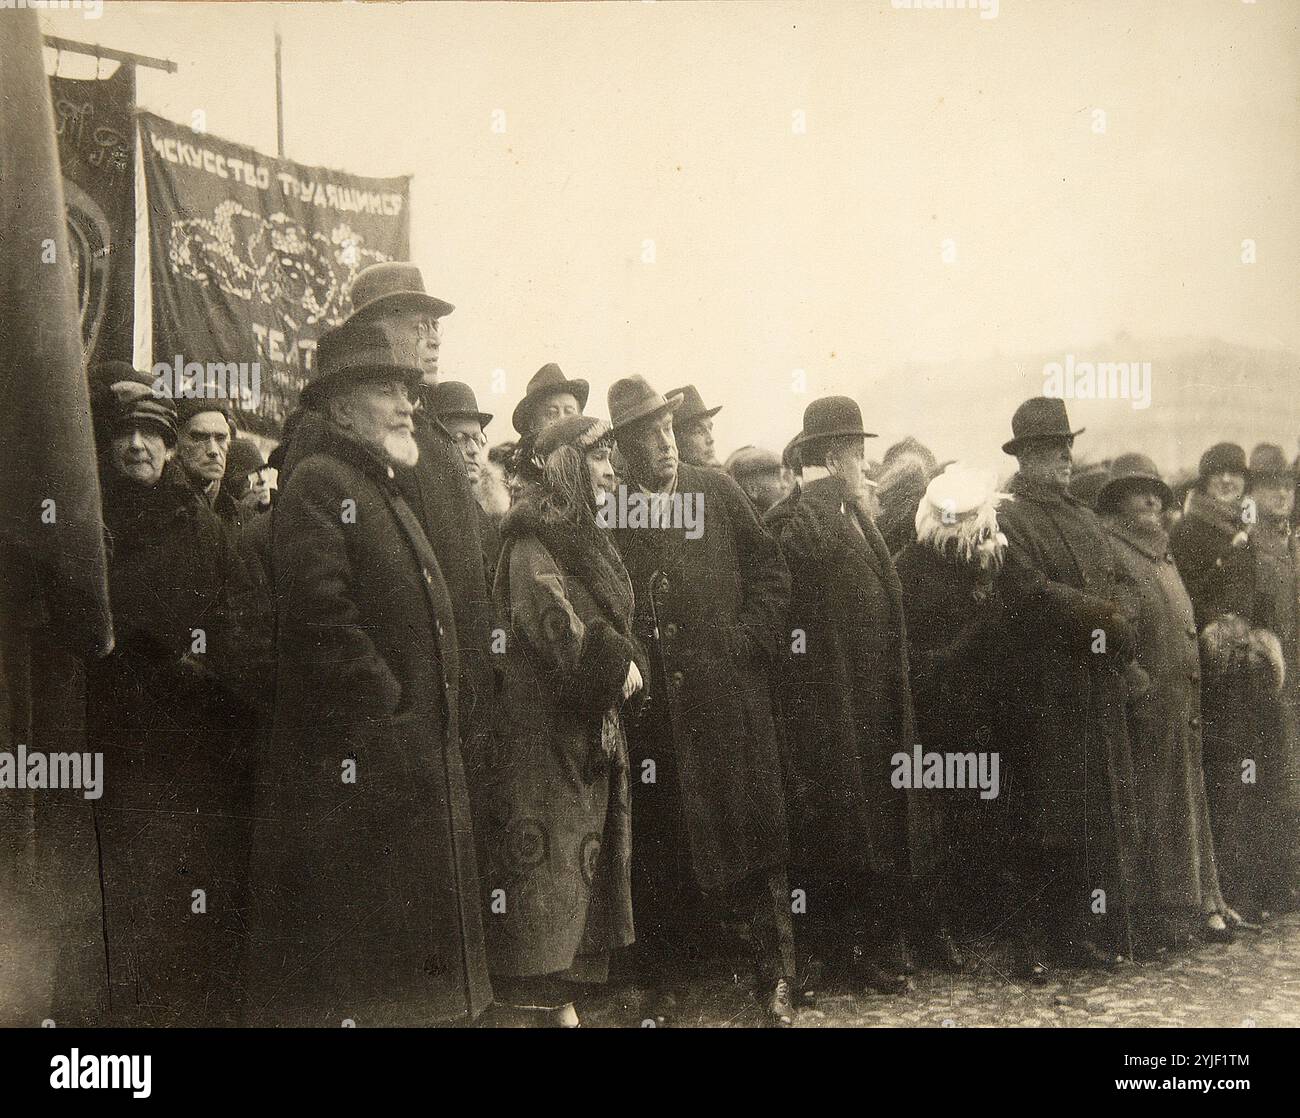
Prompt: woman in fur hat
<box><xmin>479</xmin><ymin>414</ymin><xmax>648</xmax><ymax>1026</ymax></box>
<box><xmin>894</xmin><ymin>466</ymin><xmax>1012</xmax><ymax>971</ymax></box>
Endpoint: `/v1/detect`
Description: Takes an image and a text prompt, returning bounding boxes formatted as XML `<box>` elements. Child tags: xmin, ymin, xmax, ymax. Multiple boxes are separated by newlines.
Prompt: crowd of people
<box><xmin>80</xmin><ymin>260</ymin><xmax>1300</xmax><ymax>1028</ymax></box>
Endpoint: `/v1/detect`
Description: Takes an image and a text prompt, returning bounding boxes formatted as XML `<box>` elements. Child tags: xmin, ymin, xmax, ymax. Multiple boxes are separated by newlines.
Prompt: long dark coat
<box><xmin>893</xmin><ymin>536</ymin><xmax>1012</xmax><ymax>922</ymax></box>
<box><xmin>764</xmin><ymin>476</ymin><xmax>927</xmax><ymax>882</ymax></box>
<box><xmin>1106</xmin><ymin>518</ymin><xmax>1225</xmax><ymax>918</ymax></box>
<box><xmin>243</xmin><ymin>422</ymin><xmax>491</xmax><ymax>1026</ymax></box>
<box><xmin>611</xmin><ymin>464</ymin><xmax>791</xmax><ymax>902</ymax></box>
<box><xmin>86</xmin><ymin>463</ymin><xmax>254</xmax><ymax>1026</ymax></box>
<box><xmin>995</xmin><ymin>473</ymin><xmax>1141</xmax><ymax>912</ymax></box>
<box><xmin>479</xmin><ymin>499</ymin><xmax>645</xmax><ymax>980</ymax></box>
<box><xmin>1171</xmin><ymin>496</ymin><xmax>1289</xmax><ymax>916</ymax></box>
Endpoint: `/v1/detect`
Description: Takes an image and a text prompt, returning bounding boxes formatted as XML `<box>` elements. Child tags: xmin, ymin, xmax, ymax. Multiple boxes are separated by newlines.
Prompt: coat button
<box><xmin>1190</xmin><ymin>716</ymin><xmax>1201</xmax><ymax>728</ymax></box>
<box><xmin>1186</xmin><ymin>626</ymin><xmax>1198</xmax><ymax>638</ymax></box>
<box><xmin>656</xmin><ymin>575</ymin><xmax>671</xmax><ymax>595</ymax></box>
<box><xmin>663</xmin><ymin>622</ymin><xmax>678</xmax><ymax>639</ymax></box>
<box><xmin>1190</xmin><ymin>672</ymin><xmax>1200</xmax><ymax>684</ymax></box>
<box><xmin>669</xmin><ymin>671</ymin><xmax>684</xmax><ymax>691</ymax></box>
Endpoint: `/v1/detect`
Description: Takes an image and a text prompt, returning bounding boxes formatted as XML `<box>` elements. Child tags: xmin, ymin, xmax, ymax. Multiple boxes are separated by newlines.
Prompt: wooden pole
<box><xmin>274</xmin><ymin>30</ymin><xmax>285</xmax><ymax>158</ymax></box>
<box><xmin>41</xmin><ymin>34</ymin><xmax>176</xmax><ymax>74</ymax></box>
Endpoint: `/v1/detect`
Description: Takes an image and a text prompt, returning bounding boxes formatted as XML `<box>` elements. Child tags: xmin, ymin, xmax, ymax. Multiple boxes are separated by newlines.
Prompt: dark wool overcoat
<box><xmin>1107</xmin><ymin>519</ymin><xmax>1224</xmax><ymax>917</ymax></box>
<box><xmin>243</xmin><ymin>422</ymin><xmax>491</xmax><ymax>1026</ymax></box>
<box><xmin>994</xmin><ymin>474</ymin><xmax>1141</xmax><ymax>906</ymax></box>
<box><xmin>1170</xmin><ymin>497</ymin><xmax>1289</xmax><ymax>916</ymax></box>
<box><xmin>478</xmin><ymin>498</ymin><xmax>645</xmax><ymax>980</ymax></box>
<box><xmin>765</xmin><ymin>476</ymin><xmax>929</xmax><ymax>881</ymax></box>
<box><xmin>894</xmin><ymin>537</ymin><xmax>1013</xmax><ymax>905</ymax></box>
<box><xmin>87</xmin><ymin>463</ymin><xmax>254</xmax><ymax>1026</ymax></box>
<box><xmin>611</xmin><ymin>464</ymin><xmax>792</xmax><ymax>901</ymax></box>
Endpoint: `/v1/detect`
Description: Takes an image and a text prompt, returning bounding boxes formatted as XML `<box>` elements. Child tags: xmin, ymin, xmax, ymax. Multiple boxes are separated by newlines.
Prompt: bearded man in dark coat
<box><xmin>86</xmin><ymin>366</ymin><xmax>255</xmax><ymax>1026</ymax></box>
<box><xmin>341</xmin><ymin>263</ymin><xmax>495</xmax><ymax>765</ymax></box>
<box><xmin>608</xmin><ymin>376</ymin><xmax>796</xmax><ymax>1027</ymax></box>
<box><xmin>243</xmin><ymin>320</ymin><xmax>491</xmax><ymax>1027</ymax></box>
<box><xmin>765</xmin><ymin>397</ymin><xmax>933</xmax><ymax>995</ymax></box>
<box><xmin>994</xmin><ymin>397</ymin><xmax>1142</xmax><ymax>977</ymax></box>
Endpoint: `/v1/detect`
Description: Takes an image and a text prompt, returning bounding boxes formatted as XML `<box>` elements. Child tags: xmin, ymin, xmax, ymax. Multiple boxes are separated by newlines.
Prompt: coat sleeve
<box><xmin>274</xmin><ymin>459</ymin><xmax>402</xmax><ymax>721</ymax></box>
<box><xmin>717</xmin><ymin>472</ymin><xmax>791</xmax><ymax>665</ymax></box>
<box><xmin>508</xmin><ymin>536</ymin><xmax>635</xmax><ymax>718</ymax></box>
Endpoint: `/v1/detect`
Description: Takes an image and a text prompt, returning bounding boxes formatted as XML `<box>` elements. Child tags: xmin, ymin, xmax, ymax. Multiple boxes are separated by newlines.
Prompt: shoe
<box><xmin>1224</xmin><ymin>907</ymin><xmax>1262</xmax><ymax>933</ymax></box>
<box><xmin>766</xmin><ymin>976</ymin><xmax>794</xmax><ymax>1028</ymax></box>
<box><xmin>1062</xmin><ymin>940</ymin><xmax>1125</xmax><ymax>971</ymax></box>
<box><xmin>550</xmin><ymin>1002</ymin><xmax>581</xmax><ymax>1028</ymax></box>
<box><xmin>1009</xmin><ymin>948</ymin><xmax>1051</xmax><ymax>985</ymax></box>
<box><xmin>1200</xmin><ymin>914</ymin><xmax>1235</xmax><ymax>944</ymax></box>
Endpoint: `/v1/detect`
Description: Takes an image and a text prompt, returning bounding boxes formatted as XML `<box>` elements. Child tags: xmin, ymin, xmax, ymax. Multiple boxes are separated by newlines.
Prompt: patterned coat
<box><xmin>478</xmin><ymin>499</ymin><xmax>644</xmax><ymax>979</ymax></box>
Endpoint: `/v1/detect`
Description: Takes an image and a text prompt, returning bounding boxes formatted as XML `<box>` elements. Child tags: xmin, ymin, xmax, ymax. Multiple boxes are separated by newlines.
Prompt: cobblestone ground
<box><xmin>562</xmin><ymin>913</ymin><xmax>1300</xmax><ymax>1028</ymax></box>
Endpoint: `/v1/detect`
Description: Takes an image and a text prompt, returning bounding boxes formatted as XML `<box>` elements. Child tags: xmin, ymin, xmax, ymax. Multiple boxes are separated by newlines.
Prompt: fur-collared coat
<box><xmin>243</xmin><ymin>421</ymin><xmax>491</xmax><ymax>1026</ymax></box>
<box><xmin>611</xmin><ymin>463</ymin><xmax>792</xmax><ymax>900</ymax></box>
<box><xmin>995</xmin><ymin>473</ymin><xmax>1140</xmax><ymax>907</ymax></box>
<box><xmin>1170</xmin><ymin>494</ymin><xmax>1292</xmax><ymax>916</ymax></box>
<box><xmin>765</xmin><ymin>475</ymin><xmax>930</xmax><ymax>880</ymax></box>
<box><xmin>478</xmin><ymin>498</ymin><xmax>645</xmax><ymax>979</ymax></box>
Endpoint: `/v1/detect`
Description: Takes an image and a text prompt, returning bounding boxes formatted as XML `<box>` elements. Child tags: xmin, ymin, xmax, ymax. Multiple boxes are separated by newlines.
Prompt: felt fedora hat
<box><xmin>667</xmin><ymin>384</ymin><xmax>722</xmax><ymax>426</ymax></box>
<box><xmin>1096</xmin><ymin>452</ymin><xmax>1173</xmax><ymax>512</ymax></box>
<box><xmin>428</xmin><ymin>380</ymin><xmax>492</xmax><ymax>429</ymax></box>
<box><xmin>300</xmin><ymin>318</ymin><xmax>423</xmax><ymax>409</ymax></box>
<box><xmin>791</xmin><ymin>396</ymin><xmax>876</xmax><ymax>466</ymax></box>
<box><xmin>1001</xmin><ymin>396</ymin><xmax>1085</xmax><ymax>455</ymax></box>
<box><xmin>347</xmin><ymin>261</ymin><xmax>454</xmax><ymax>323</ymax></box>
<box><xmin>511</xmin><ymin>363</ymin><xmax>591</xmax><ymax>436</ymax></box>
<box><xmin>607</xmin><ymin>375</ymin><xmax>684</xmax><ymax>433</ymax></box>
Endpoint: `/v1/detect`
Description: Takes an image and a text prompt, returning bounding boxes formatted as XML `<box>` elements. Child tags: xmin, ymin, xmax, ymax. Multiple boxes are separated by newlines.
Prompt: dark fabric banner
<box><xmin>139</xmin><ymin>112</ymin><xmax>411</xmax><ymax>437</ymax></box>
<box><xmin>49</xmin><ymin>64</ymin><xmax>136</xmax><ymax>369</ymax></box>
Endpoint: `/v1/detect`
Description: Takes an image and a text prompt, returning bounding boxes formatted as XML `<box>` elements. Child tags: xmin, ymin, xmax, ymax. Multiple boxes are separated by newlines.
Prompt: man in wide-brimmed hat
<box><xmin>244</xmin><ymin>315</ymin><xmax>491</xmax><ymax>1026</ymax></box>
<box><xmin>725</xmin><ymin>445</ymin><xmax>789</xmax><ymax>514</ymax></box>
<box><xmin>512</xmin><ymin>362</ymin><xmax>590</xmax><ymax>440</ymax></box>
<box><xmin>668</xmin><ymin>384</ymin><xmax>722</xmax><ymax>468</ymax></box>
<box><xmin>767</xmin><ymin>396</ymin><xmax>932</xmax><ymax>994</ymax></box>
<box><xmin>607</xmin><ymin>375</ymin><xmax>797</xmax><ymax>1026</ymax></box>
<box><xmin>323</xmin><ymin>260</ymin><xmax>496</xmax><ymax>774</ymax></box>
<box><xmin>1097</xmin><ymin>453</ymin><xmax>1237</xmax><ymax>952</ymax></box>
<box><xmin>994</xmin><ymin>396</ymin><xmax>1142</xmax><ymax>977</ymax></box>
<box><xmin>430</xmin><ymin>380</ymin><xmax>502</xmax><ymax>585</ymax></box>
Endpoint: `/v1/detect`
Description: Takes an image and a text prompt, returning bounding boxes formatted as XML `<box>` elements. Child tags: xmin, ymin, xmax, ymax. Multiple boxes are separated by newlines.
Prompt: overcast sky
<box><xmin>41</xmin><ymin>0</ymin><xmax>1300</xmax><ymax>469</ymax></box>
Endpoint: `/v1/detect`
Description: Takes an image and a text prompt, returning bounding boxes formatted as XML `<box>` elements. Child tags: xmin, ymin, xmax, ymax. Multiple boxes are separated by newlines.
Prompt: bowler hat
<box><xmin>667</xmin><ymin>384</ymin><xmax>721</xmax><ymax>427</ymax></box>
<box><xmin>428</xmin><ymin>380</ymin><xmax>492</xmax><ymax>429</ymax></box>
<box><xmin>1197</xmin><ymin>442</ymin><xmax>1249</xmax><ymax>483</ymax></box>
<box><xmin>791</xmin><ymin>396</ymin><xmax>877</xmax><ymax>467</ymax></box>
<box><xmin>347</xmin><ymin>261</ymin><xmax>454</xmax><ymax>323</ymax></box>
<box><xmin>512</xmin><ymin>363</ymin><xmax>591</xmax><ymax>436</ymax></box>
<box><xmin>725</xmin><ymin>445</ymin><xmax>783</xmax><ymax>481</ymax></box>
<box><xmin>300</xmin><ymin>318</ymin><xmax>424</xmax><ymax>409</ymax></box>
<box><xmin>1096</xmin><ymin>452</ymin><xmax>1173</xmax><ymax>512</ymax></box>
<box><xmin>782</xmin><ymin>434</ymin><xmax>802</xmax><ymax>473</ymax></box>
<box><xmin>1002</xmin><ymin>396</ymin><xmax>1085</xmax><ymax>455</ymax></box>
<box><xmin>1248</xmin><ymin>443</ymin><xmax>1295</xmax><ymax>483</ymax></box>
<box><xmin>607</xmin><ymin>376</ymin><xmax>684</xmax><ymax>433</ymax></box>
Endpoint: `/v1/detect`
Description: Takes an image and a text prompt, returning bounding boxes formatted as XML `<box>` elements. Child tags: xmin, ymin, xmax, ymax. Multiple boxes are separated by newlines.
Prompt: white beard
<box><xmin>383</xmin><ymin>429</ymin><xmax>420</xmax><ymax>469</ymax></box>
